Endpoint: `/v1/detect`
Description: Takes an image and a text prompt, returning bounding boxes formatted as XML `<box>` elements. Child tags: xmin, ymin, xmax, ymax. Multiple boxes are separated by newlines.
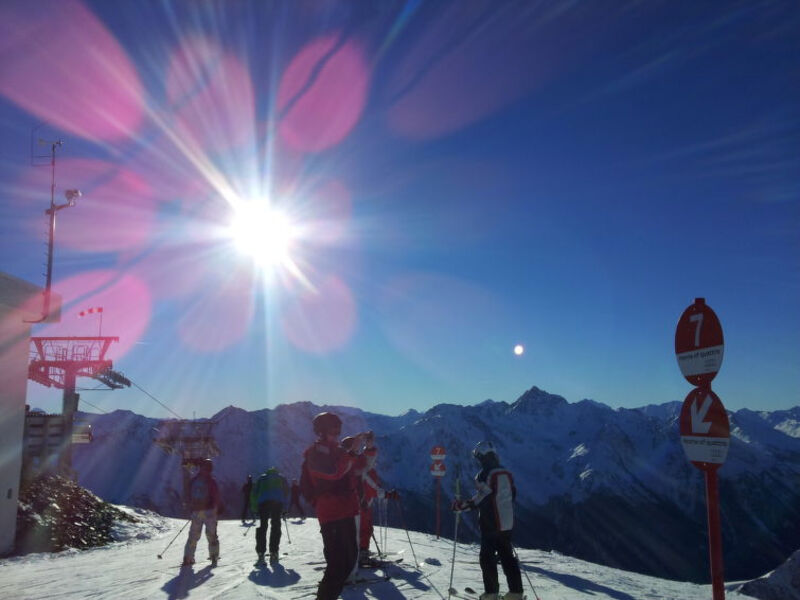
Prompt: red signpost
<box><xmin>430</xmin><ymin>445</ymin><xmax>446</xmax><ymax>538</ymax></box>
<box><xmin>675</xmin><ymin>298</ymin><xmax>728</xmax><ymax>600</ymax></box>
<box><xmin>675</xmin><ymin>297</ymin><xmax>724</xmax><ymax>387</ymax></box>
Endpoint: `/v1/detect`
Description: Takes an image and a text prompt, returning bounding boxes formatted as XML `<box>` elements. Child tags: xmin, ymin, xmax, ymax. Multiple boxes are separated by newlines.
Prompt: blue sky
<box><xmin>1</xmin><ymin>1</ymin><xmax>798</xmax><ymax>418</ymax></box>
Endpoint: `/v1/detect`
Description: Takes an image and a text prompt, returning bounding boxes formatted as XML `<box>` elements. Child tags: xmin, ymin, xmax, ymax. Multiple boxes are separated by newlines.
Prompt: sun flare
<box><xmin>228</xmin><ymin>203</ymin><xmax>297</xmax><ymax>269</ymax></box>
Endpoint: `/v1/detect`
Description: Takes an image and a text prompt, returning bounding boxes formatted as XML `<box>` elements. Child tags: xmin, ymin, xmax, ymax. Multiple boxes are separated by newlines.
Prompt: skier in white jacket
<box><xmin>452</xmin><ymin>441</ymin><xmax>523</xmax><ymax>600</ymax></box>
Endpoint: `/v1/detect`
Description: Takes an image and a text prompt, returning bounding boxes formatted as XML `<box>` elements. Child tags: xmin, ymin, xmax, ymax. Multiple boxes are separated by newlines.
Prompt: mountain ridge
<box><xmin>72</xmin><ymin>384</ymin><xmax>800</xmax><ymax>583</ymax></box>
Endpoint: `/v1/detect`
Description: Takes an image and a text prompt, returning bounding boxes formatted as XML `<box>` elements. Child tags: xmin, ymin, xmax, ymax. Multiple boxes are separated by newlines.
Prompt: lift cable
<box><xmin>127</xmin><ymin>378</ymin><xmax>184</xmax><ymax>420</ymax></box>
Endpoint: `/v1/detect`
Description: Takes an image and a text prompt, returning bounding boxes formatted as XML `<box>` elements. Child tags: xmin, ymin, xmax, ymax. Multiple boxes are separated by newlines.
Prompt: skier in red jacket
<box><xmin>358</xmin><ymin>433</ymin><xmax>386</xmax><ymax>567</ymax></box>
<box><xmin>302</xmin><ymin>412</ymin><xmax>368</xmax><ymax>600</ymax></box>
<box><xmin>182</xmin><ymin>459</ymin><xmax>222</xmax><ymax>567</ymax></box>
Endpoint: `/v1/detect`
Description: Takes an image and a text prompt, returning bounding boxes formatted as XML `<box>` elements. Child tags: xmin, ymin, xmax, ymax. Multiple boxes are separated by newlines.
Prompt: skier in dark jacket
<box><xmin>183</xmin><ymin>458</ymin><xmax>222</xmax><ymax>567</ymax></box>
<box><xmin>241</xmin><ymin>474</ymin><xmax>253</xmax><ymax>524</ymax></box>
<box><xmin>250</xmin><ymin>467</ymin><xmax>289</xmax><ymax>565</ymax></box>
<box><xmin>288</xmin><ymin>479</ymin><xmax>305</xmax><ymax>518</ymax></box>
<box><xmin>452</xmin><ymin>441</ymin><xmax>523</xmax><ymax>600</ymax></box>
<box><xmin>302</xmin><ymin>412</ymin><xmax>367</xmax><ymax>600</ymax></box>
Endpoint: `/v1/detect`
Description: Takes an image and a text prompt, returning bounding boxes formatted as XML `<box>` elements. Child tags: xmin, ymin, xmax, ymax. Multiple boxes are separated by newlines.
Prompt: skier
<box><xmin>339</xmin><ymin>434</ymin><xmax>369</xmax><ymax>573</ymax></box>
<box><xmin>182</xmin><ymin>458</ymin><xmax>222</xmax><ymax>567</ymax></box>
<box><xmin>302</xmin><ymin>412</ymin><xmax>367</xmax><ymax>600</ymax></box>
<box><xmin>250</xmin><ymin>466</ymin><xmax>289</xmax><ymax>565</ymax></box>
<box><xmin>288</xmin><ymin>479</ymin><xmax>305</xmax><ymax>519</ymax></box>
<box><xmin>451</xmin><ymin>441</ymin><xmax>523</xmax><ymax>600</ymax></box>
<box><xmin>358</xmin><ymin>432</ymin><xmax>386</xmax><ymax>567</ymax></box>
<box><xmin>241</xmin><ymin>474</ymin><xmax>253</xmax><ymax>524</ymax></box>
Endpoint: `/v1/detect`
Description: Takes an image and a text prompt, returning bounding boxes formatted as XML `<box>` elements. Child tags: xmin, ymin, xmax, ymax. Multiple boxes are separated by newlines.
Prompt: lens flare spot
<box><xmin>305</xmin><ymin>180</ymin><xmax>353</xmax><ymax>245</ymax></box>
<box><xmin>37</xmin><ymin>270</ymin><xmax>153</xmax><ymax>359</ymax></box>
<box><xmin>514</xmin><ymin>344</ymin><xmax>525</xmax><ymax>356</ymax></box>
<box><xmin>277</xmin><ymin>35</ymin><xmax>369</xmax><ymax>152</ymax></box>
<box><xmin>15</xmin><ymin>158</ymin><xmax>158</xmax><ymax>253</ymax></box>
<box><xmin>0</xmin><ymin>0</ymin><xmax>144</xmax><ymax>142</ymax></box>
<box><xmin>282</xmin><ymin>276</ymin><xmax>356</xmax><ymax>354</ymax></box>
<box><xmin>177</xmin><ymin>265</ymin><xmax>255</xmax><ymax>353</ymax></box>
<box><xmin>166</xmin><ymin>36</ymin><xmax>256</xmax><ymax>152</ymax></box>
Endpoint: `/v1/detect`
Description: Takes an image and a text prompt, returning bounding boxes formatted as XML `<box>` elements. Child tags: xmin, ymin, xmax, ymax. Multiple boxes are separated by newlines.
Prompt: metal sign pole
<box><xmin>705</xmin><ymin>469</ymin><xmax>725</xmax><ymax>600</ymax></box>
<box><xmin>435</xmin><ymin>476</ymin><xmax>441</xmax><ymax>539</ymax></box>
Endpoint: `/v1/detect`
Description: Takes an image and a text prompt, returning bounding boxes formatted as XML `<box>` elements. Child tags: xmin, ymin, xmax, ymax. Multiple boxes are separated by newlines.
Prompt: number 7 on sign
<box><xmin>690</xmin><ymin>313</ymin><xmax>704</xmax><ymax>347</ymax></box>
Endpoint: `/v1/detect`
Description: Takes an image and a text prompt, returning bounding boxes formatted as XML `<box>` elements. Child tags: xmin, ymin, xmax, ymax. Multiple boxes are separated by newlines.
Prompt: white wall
<box><xmin>0</xmin><ymin>273</ymin><xmax>54</xmax><ymax>555</ymax></box>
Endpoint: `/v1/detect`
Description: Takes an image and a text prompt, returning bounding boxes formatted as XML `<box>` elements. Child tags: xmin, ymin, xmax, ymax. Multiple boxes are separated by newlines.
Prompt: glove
<box><xmin>385</xmin><ymin>489</ymin><xmax>399</xmax><ymax>501</ymax></box>
<box><xmin>451</xmin><ymin>499</ymin><xmax>471</xmax><ymax>513</ymax></box>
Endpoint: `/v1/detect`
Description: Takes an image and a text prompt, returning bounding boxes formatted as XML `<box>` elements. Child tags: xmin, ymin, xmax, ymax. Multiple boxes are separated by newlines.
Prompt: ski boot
<box><xmin>269</xmin><ymin>551</ymin><xmax>279</xmax><ymax>564</ymax></box>
<box><xmin>254</xmin><ymin>553</ymin><xmax>266</xmax><ymax>567</ymax></box>
<box><xmin>181</xmin><ymin>557</ymin><xmax>195</xmax><ymax>568</ymax></box>
<box><xmin>358</xmin><ymin>549</ymin><xmax>378</xmax><ymax>568</ymax></box>
<box><xmin>209</xmin><ymin>555</ymin><xmax>218</xmax><ymax>567</ymax></box>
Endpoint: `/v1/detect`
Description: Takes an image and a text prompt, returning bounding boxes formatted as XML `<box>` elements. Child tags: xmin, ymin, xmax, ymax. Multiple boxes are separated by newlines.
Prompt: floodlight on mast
<box><xmin>25</xmin><ymin>140</ymin><xmax>80</xmax><ymax>323</ymax></box>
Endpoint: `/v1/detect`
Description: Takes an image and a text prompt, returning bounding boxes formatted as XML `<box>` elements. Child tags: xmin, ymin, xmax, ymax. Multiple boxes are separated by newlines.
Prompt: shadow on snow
<box><xmin>248</xmin><ymin>563</ymin><xmax>302</xmax><ymax>587</ymax></box>
<box><xmin>162</xmin><ymin>565</ymin><xmax>214</xmax><ymax>600</ymax></box>
<box><xmin>525</xmin><ymin>564</ymin><xmax>637</xmax><ymax>600</ymax></box>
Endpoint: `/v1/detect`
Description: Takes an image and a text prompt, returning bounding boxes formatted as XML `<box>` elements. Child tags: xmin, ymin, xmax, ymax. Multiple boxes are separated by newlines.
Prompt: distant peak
<box><xmin>212</xmin><ymin>405</ymin><xmax>247</xmax><ymax>420</ymax></box>
<box><xmin>511</xmin><ymin>386</ymin><xmax>567</xmax><ymax>414</ymax></box>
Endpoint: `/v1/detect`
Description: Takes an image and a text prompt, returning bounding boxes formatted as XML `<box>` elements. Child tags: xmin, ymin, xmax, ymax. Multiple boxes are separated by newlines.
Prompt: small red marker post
<box><xmin>675</xmin><ymin>299</ymin><xmax>728</xmax><ymax>600</ymax></box>
<box><xmin>430</xmin><ymin>445</ymin><xmax>446</xmax><ymax>539</ymax></box>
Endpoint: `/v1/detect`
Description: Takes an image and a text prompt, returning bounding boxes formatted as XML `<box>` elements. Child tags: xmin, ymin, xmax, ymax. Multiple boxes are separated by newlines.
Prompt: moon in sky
<box><xmin>514</xmin><ymin>344</ymin><xmax>524</xmax><ymax>356</ymax></box>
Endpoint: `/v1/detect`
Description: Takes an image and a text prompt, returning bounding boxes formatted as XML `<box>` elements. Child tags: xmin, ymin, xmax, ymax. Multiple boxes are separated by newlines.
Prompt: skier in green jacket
<box><xmin>250</xmin><ymin>467</ymin><xmax>289</xmax><ymax>565</ymax></box>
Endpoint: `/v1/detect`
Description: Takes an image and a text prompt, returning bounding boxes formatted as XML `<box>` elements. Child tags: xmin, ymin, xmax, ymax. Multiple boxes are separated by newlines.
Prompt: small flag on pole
<box><xmin>78</xmin><ymin>307</ymin><xmax>103</xmax><ymax>317</ymax></box>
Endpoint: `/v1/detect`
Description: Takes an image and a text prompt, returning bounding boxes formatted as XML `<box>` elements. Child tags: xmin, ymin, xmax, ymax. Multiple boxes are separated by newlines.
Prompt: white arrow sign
<box><xmin>691</xmin><ymin>395</ymin><xmax>712</xmax><ymax>434</ymax></box>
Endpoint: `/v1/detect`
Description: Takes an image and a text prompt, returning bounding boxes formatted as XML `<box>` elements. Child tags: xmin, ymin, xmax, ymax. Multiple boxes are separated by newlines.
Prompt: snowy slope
<box><xmin>0</xmin><ymin>509</ymin><xmax>765</xmax><ymax>600</ymax></box>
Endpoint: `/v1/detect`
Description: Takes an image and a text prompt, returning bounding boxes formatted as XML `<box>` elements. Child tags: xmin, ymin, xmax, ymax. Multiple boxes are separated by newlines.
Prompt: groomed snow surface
<box><xmin>0</xmin><ymin>508</ymin><xmax>759</xmax><ymax>600</ymax></box>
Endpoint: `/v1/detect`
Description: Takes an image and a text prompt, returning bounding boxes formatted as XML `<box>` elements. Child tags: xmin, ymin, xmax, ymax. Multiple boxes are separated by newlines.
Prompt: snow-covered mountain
<box><xmin>71</xmin><ymin>386</ymin><xmax>800</xmax><ymax>584</ymax></box>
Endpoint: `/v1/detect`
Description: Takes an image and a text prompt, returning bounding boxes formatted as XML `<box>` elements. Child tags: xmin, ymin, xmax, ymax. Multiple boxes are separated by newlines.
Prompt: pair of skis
<box><xmin>349</xmin><ymin>551</ymin><xmax>405</xmax><ymax>586</ymax></box>
<box><xmin>449</xmin><ymin>588</ymin><xmax>527</xmax><ymax>600</ymax></box>
<box><xmin>346</xmin><ymin>573</ymin><xmax>391</xmax><ymax>586</ymax></box>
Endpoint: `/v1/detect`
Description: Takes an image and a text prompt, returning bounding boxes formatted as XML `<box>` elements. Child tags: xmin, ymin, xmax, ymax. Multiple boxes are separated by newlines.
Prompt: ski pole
<box><xmin>447</xmin><ymin>512</ymin><xmax>460</xmax><ymax>598</ymax></box>
<box><xmin>371</xmin><ymin>530</ymin><xmax>382</xmax><ymax>557</ymax></box>
<box><xmin>513</xmin><ymin>545</ymin><xmax>542</xmax><ymax>600</ymax></box>
<box><xmin>447</xmin><ymin>474</ymin><xmax>462</xmax><ymax>599</ymax></box>
<box><xmin>243</xmin><ymin>516</ymin><xmax>256</xmax><ymax>537</ymax></box>
<box><xmin>157</xmin><ymin>519</ymin><xmax>190</xmax><ymax>559</ymax></box>
<box><xmin>382</xmin><ymin>497</ymin><xmax>389</xmax><ymax>555</ymax></box>
<box><xmin>378</xmin><ymin>498</ymin><xmax>388</xmax><ymax>558</ymax></box>
<box><xmin>283</xmin><ymin>514</ymin><xmax>292</xmax><ymax>544</ymax></box>
<box><xmin>392</xmin><ymin>495</ymin><xmax>420</xmax><ymax>568</ymax></box>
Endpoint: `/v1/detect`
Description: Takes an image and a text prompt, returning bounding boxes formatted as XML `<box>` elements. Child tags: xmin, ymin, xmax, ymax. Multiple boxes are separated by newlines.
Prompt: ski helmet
<box><xmin>472</xmin><ymin>441</ymin><xmax>498</xmax><ymax>464</ymax></box>
<box><xmin>199</xmin><ymin>458</ymin><xmax>213</xmax><ymax>472</ymax></box>
<box><xmin>313</xmin><ymin>412</ymin><xmax>342</xmax><ymax>436</ymax></box>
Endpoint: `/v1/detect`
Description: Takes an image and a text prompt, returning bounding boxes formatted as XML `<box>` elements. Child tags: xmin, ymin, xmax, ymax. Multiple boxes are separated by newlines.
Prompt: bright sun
<box><xmin>229</xmin><ymin>203</ymin><xmax>297</xmax><ymax>269</ymax></box>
